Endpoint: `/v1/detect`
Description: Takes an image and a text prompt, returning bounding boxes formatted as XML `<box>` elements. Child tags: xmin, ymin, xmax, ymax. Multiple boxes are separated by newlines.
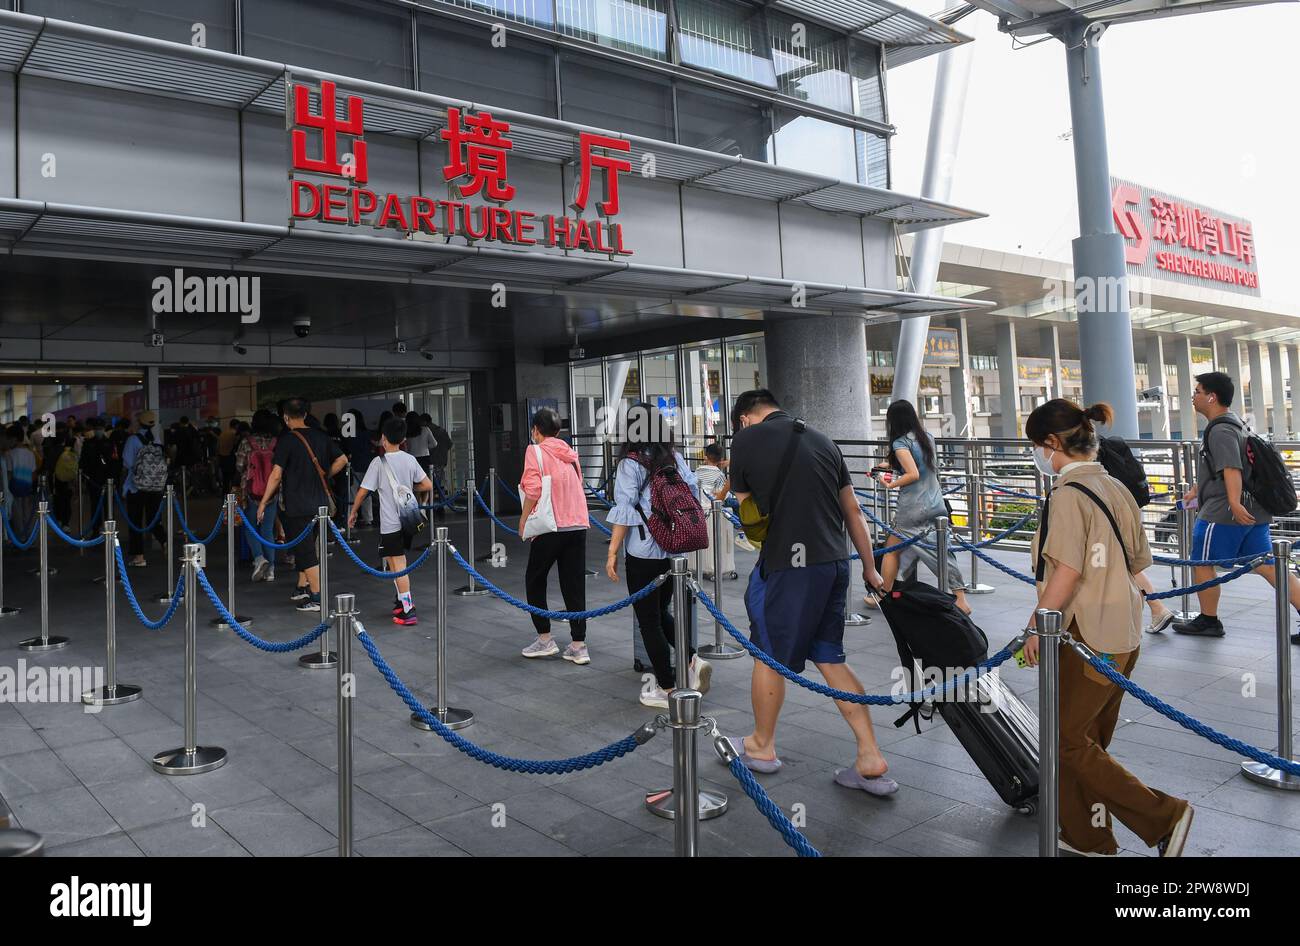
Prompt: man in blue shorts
<box><xmin>1173</xmin><ymin>371</ymin><xmax>1300</xmax><ymax>640</ymax></box>
<box><xmin>723</xmin><ymin>389</ymin><xmax>897</xmax><ymax>795</ymax></box>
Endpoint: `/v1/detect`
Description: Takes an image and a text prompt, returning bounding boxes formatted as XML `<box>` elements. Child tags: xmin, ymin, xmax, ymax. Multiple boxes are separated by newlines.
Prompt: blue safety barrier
<box><xmin>328</xmin><ymin>522</ymin><xmax>433</xmax><ymax>578</ymax></box>
<box><xmin>195</xmin><ymin>569</ymin><xmax>329</xmax><ymax>652</ymax></box>
<box><xmin>1145</xmin><ymin>558</ymin><xmax>1268</xmax><ymax>600</ymax></box>
<box><xmin>115</xmin><ymin>544</ymin><xmax>185</xmax><ymax>630</ymax></box>
<box><xmin>47</xmin><ymin>516</ymin><xmax>106</xmax><ymax>548</ymax></box>
<box><xmin>113</xmin><ymin>493</ymin><xmax>167</xmax><ymax>534</ymax></box>
<box><xmin>449</xmin><ymin>546</ymin><xmax>661</xmax><ymax>620</ymax></box>
<box><xmin>419</xmin><ymin>487</ymin><xmax>465</xmax><ymax>511</ymax></box>
<box><xmin>983</xmin><ymin>482</ymin><xmax>1043</xmax><ymax>502</ymax></box>
<box><xmin>475</xmin><ymin>489</ymin><xmax>520</xmax><ymax>536</ymax></box>
<box><xmin>357</xmin><ymin>628</ymin><xmax>653</xmax><ymax>774</ymax></box>
<box><xmin>236</xmin><ymin>508</ymin><xmax>317</xmax><ymax>550</ymax></box>
<box><xmin>174</xmin><ymin>499</ymin><xmax>224</xmax><ymax>544</ymax></box>
<box><xmin>725</xmin><ymin>757</ymin><xmax>821</xmax><ymax>857</ymax></box>
<box><xmin>1152</xmin><ymin>551</ymin><xmax>1275</xmax><ymax>567</ymax></box>
<box><xmin>1</xmin><ymin>506</ymin><xmax>37</xmax><ymax>550</ymax></box>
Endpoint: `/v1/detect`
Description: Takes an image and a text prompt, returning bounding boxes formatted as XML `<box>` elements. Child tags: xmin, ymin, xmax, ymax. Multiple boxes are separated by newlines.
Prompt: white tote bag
<box><xmin>520</xmin><ymin>443</ymin><xmax>558</xmax><ymax>540</ymax></box>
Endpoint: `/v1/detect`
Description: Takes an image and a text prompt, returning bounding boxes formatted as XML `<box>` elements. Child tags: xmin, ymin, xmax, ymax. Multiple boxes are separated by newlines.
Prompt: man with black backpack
<box><xmin>121</xmin><ymin>410</ymin><xmax>171</xmax><ymax>567</ymax></box>
<box><xmin>1173</xmin><ymin>372</ymin><xmax>1300</xmax><ymax>641</ymax></box>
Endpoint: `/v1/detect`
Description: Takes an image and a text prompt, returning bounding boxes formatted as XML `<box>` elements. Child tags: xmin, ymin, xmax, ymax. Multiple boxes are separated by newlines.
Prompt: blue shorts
<box><xmin>745</xmin><ymin>560</ymin><xmax>849</xmax><ymax>674</ymax></box>
<box><xmin>1191</xmin><ymin>519</ymin><xmax>1271</xmax><ymax>563</ymax></box>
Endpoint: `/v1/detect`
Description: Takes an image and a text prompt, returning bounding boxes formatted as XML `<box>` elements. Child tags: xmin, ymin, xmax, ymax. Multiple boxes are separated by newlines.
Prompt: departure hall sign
<box><xmin>1111</xmin><ymin>177</ymin><xmax>1259</xmax><ymax>296</ymax></box>
<box><xmin>288</xmin><ymin>81</ymin><xmax>634</xmax><ymax>256</ymax></box>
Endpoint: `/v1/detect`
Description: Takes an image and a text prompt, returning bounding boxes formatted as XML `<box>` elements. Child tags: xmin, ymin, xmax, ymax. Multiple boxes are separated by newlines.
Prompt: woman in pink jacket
<box><xmin>518</xmin><ymin>408</ymin><xmax>593</xmax><ymax>665</ymax></box>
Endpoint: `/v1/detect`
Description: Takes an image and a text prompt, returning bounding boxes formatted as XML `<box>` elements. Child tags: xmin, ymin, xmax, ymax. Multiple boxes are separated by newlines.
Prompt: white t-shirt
<box><xmin>360</xmin><ymin>450</ymin><xmax>427</xmax><ymax>534</ymax></box>
<box><xmin>405</xmin><ymin>426</ymin><xmax>434</xmax><ymax>458</ymax></box>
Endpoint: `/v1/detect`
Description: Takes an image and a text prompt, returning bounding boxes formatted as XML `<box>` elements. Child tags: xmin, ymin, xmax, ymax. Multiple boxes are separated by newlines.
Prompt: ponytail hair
<box><xmin>1024</xmin><ymin>398</ymin><xmax>1112</xmax><ymax>455</ymax></box>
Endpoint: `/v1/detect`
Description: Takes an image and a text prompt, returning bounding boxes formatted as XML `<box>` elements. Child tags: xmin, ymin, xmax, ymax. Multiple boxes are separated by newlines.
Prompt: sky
<box><xmin>885</xmin><ymin>5</ymin><xmax>1300</xmax><ymax>304</ymax></box>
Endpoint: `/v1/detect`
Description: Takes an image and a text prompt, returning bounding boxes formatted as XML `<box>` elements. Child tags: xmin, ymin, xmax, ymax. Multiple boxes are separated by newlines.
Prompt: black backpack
<box><xmin>1096</xmin><ymin>436</ymin><xmax>1150</xmax><ymax>508</ymax></box>
<box><xmin>1202</xmin><ymin>415</ymin><xmax>1298</xmax><ymax>517</ymax></box>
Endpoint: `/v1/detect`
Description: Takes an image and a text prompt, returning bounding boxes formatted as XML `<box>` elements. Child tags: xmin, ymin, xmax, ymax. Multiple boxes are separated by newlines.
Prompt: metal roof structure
<box><xmin>964</xmin><ymin>0</ymin><xmax>1294</xmax><ymax>35</ymax></box>
<box><xmin>766</xmin><ymin>0</ymin><xmax>972</xmax><ymax>65</ymax></box>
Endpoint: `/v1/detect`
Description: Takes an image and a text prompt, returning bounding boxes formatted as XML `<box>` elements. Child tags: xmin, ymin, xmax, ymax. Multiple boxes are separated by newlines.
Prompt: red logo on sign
<box><xmin>572</xmin><ymin>133</ymin><xmax>633</xmax><ymax>217</ymax></box>
<box><xmin>292</xmin><ymin>80</ymin><xmax>368</xmax><ymax>184</ymax></box>
<box><xmin>1111</xmin><ymin>183</ymin><xmax>1149</xmax><ymax>265</ymax></box>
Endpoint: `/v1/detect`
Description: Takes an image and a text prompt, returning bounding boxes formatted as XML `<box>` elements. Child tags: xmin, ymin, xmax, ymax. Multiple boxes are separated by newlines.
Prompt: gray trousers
<box><xmin>890</xmin><ymin>523</ymin><xmax>968</xmax><ymax>592</ymax></box>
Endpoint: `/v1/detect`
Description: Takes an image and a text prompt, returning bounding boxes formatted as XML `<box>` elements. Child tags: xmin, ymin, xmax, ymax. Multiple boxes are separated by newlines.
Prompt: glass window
<box><xmin>243</xmin><ymin>0</ymin><xmax>412</xmax><ymax>89</ymax></box>
<box><xmin>680</xmin><ymin>343</ymin><xmax>724</xmax><ymax>450</ymax></box>
<box><xmin>419</xmin><ymin>17</ymin><xmax>556</xmax><ymax>117</ymax></box>
<box><xmin>768</xmin><ymin>13</ymin><xmax>850</xmax><ymax>113</ymax></box>
<box><xmin>642</xmin><ymin>349</ymin><xmax>679</xmax><ymax>431</ymax></box>
<box><xmin>24</xmin><ymin>0</ymin><xmax>236</xmax><ymax>51</ymax></box>
<box><xmin>604</xmin><ymin>355</ymin><xmax>640</xmax><ymax>440</ymax></box>
<box><xmin>557</xmin><ymin>0</ymin><xmax>669</xmax><ymax>60</ymax></box>
<box><xmin>856</xmin><ymin>129</ymin><xmax>889</xmax><ymax>188</ymax></box>
<box><xmin>570</xmin><ymin>361</ymin><xmax>605</xmax><ymax>436</ymax></box>
<box><xmin>676</xmin><ymin>85</ymin><xmax>770</xmax><ymax>161</ymax></box>
<box><xmin>561</xmin><ymin>57</ymin><xmax>673</xmax><ymax>140</ymax></box>
<box><xmin>725</xmin><ymin>336</ymin><xmax>766</xmax><ymax>419</ymax></box>
<box><xmin>770</xmin><ymin>109</ymin><xmax>856</xmax><ymax>182</ymax></box>
<box><xmin>851</xmin><ymin>40</ymin><xmax>885</xmax><ymax>122</ymax></box>
<box><xmin>437</xmin><ymin>0</ymin><xmax>552</xmax><ymax>28</ymax></box>
<box><xmin>675</xmin><ymin>0</ymin><xmax>776</xmax><ymax>89</ymax></box>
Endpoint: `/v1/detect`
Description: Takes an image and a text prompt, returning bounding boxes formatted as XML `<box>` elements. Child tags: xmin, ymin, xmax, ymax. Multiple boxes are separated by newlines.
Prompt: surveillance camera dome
<box><xmin>420</xmin><ymin>349</ymin><xmax>434</xmax><ymax>361</ymax></box>
<box><xmin>293</xmin><ymin>316</ymin><xmax>312</xmax><ymax>339</ymax></box>
<box><xmin>233</xmin><ymin>342</ymin><xmax>248</xmax><ymax>356</ymax></box>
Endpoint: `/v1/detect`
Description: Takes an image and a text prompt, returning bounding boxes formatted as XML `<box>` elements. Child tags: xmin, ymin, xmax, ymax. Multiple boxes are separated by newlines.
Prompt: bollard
<box><xmin>646</xmin><ymin>556</ymin><xmax>727</xmax><ymax>827</ymax></box>
<box><xmin>0</xmin><ymin>496</ymin><xmax>19</xmax><ymax>619</ymax></box>
<box><xmin>1035</xmin><ymin>608</ymin><xmax>1063</xmax><ymax>857</ymax></box>
<box><xmin>299</xmin><ymin>506</ymin><xmax>338</xmax><ymax>669</ymax></box>
<box><xmin>83</xmin><ymin>523</ymin><xmax>142</xmax><ymax>706</ymax></box>
<box><xmin>335</xmin><ymin>593</ymin><xmax>356</xmax><ymax>856</ymax></box>
<box><xmin>454</xmin><ymin>473</ymin><xmax>489</xmax><ymax>597</ymax></box>
<box><xmin>1172</xmin><ymin>481</ymin><xmax>1198</xmax><ymax>622</ymax></box>
<box><xmin>181</xmin><ymin>468</ymin><xmax>190</xmax><ymax>539</ymax></box>
<box><xmin>18</xmin><ymin>503</ymin><xmax>67</xmax><ymax>652</ymax></box>
<box><xmin>476</xmin><ymin>466</ymin><xmax>497</xmax><ymax>563</ymax></box>
<box><xmin>412</xmin><ymin>527</ymin><xmax>474</xmax><ymax>730</ymax></box>
<box><xmin>77</xmin><ymin>473</ymin><xmax>86</xmax><ymax>558</ymax></box>
<box><xmin>1240</xmin><ymin>539</ymin><xmax>1300</xmax><ymax>790</ymax></box>
<box><xmin>152</xmin><ymin>543</ymin><xmax>227</xmax><ymax>775</ymax></box>
<box><xmin>106</xmin><ymin>477</ymin><xmax>115</xmax><ymax>526</ymax></box>
<box><xmin>210</xmin><ymin>494</ymin><xmax>251</xmax><ymax>629</ymax></box>
<box><xmin>153</xmin><ymin>484</ymin><xmax>176</xmax><ymax>603</ymax></box>
<box><xmin>698</xmin><ymin>500</ymin><xmax>742</xmax><ymax>659</ymax></box>
<box><xmin>27</xmin><ymin>483</ymin><xmax>57</xmax><ymax>579</ymax></box>
<box><xmin>935</xmin><ymin>516</ymin><xmax>950</xmax><ymax>595</ymax></box>
<box><xmin>966</xmin><ymin>451</ymin><xmax>993</xmax><ymax>594</ymax></box>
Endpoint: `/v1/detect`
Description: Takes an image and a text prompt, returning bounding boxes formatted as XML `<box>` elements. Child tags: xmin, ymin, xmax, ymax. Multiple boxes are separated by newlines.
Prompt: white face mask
<box><xmin>1033</xmin><ymin>445</ymin><xmax>1058</xmax><ymax>478</ymax></box>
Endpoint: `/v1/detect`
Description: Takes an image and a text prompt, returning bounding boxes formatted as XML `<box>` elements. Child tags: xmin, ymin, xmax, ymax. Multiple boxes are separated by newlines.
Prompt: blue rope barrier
<box><xmin>1152</xmin><ymin>551</ymin><xmax>1276</xmax><ymax>567</ymax></box>
<box><xmin>590</xmin><ymin>515</ymin><xmax>613</xmax><ymax>537</ymax></box>
<box><xmin>726</xmin><ymin>756</ymin><xmax>821</xmax><ymax>857</ymax></box>
<box><xmin>1079</xmin><ymin>646</ymin><xmax>1300</xmax><ymax>777</ymax></box>
<box><xmin>693</xmin><ymin>586</ymin><xmax>1014</xmax><ymax>705</ymax></box>
<box><xmin>114</xmin><ymin>490</ymin><xmax>167</xmax><ymax>534</ymax></box>
<box><xmin>983</xmin><ymin>482</ymin><xmax>1043</xmax><ymax>502</ymax></box>
<box><xmin>419</xmin><ymin>487</ymin><xmax>466</xmax><ymax>511</ymax></box>
<box><xmin>47</xmin><ymin>516</ymin><xmax>106</xmax><ymax>548</ymax></box>
<box><xmin>115</xmin><ymin>543</ymin><xmax>184</xmax><ymax>630</ymax></box>
<box><xmin>1</xmin><ymin>507</ymin><xmax>38</xmax><ymax>550</ymax></box>
<box><xmin>968</xmin><ymin>510</ymin><xmax>1037</xmax><ymax>548</ymax></box>
<box><xmin>174</xmin><ymin>498</ymin><xmax>224</xmax><ymax>544</ymax></box>
<box><xmin>357</xmin><ymin>628</ymin><xmax>653</xmax><ymax>774</ymax></box>
<box><xmin>195</xmin><ymin>569</ymin><xmax>329</xmax><ymax>652</ymax></box>
<box><xmin>475</xmin><ymin>489</ymin><xmax>520</xmax><ymax>536</ymax></box>
<box><xmin>236</xmin><ymin>508</ymin><xmax>316</xmax><ymax>550</ymax></box>
<box><xmin>1145</xmin><ymin>558</ymin><xmax>1267</xmax><ymax>599</ymax></box>
<box><xmin>497</xmin><ymin>475</ymin><xmax>521</xmax><ymax>502</ymax></box>
<box><xmin>328</xmin><ymin>522</ymin><xmax>433</xmax><ymax>578</ymax></box>
<box><xmin>449</xmin><ymin>545</ymin><xmax>661</xmax><ymax>620</ymax></box>
<box><xmin>952</xmin><ymin>543</ymin><xmax>1036</xmax><ymax>585</ymax></box>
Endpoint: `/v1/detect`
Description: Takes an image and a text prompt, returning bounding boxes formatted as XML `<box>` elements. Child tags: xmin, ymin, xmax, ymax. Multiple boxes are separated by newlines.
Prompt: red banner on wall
<box><xmin>123</xmin><ymin>376</ymin><xmax>219</xmax><ymax>418</ymax></box>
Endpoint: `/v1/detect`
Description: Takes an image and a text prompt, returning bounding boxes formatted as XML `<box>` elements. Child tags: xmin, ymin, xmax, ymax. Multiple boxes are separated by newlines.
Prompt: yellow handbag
<box><xmin>738</xmin><ymin>496</ymin><xmax>768</xmax><ymax>547</ymax></box>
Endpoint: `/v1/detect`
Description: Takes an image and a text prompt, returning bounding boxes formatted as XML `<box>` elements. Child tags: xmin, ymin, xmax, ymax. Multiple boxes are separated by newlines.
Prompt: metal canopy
<box><xmin>0</xmin><ymin>199</ymin><xmax>993</xmax><ymax>323</ymax></box>
<box><xmin>963</xmin><ymin>0</ymin><xmax>1293</xmax><ymax>35</ymax></box>
<box><xmin>0</xmin><ymin>11</ymin><xmax>983</xmax><ymax>232</ymax></box>
<box><xmin>769</xmin><ymin>0</ymin><xmax>971</xmax><ymax>64</ymax></box>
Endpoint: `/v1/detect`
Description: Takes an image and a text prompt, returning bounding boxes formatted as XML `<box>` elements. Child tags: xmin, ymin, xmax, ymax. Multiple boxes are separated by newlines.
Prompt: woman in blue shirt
<box><xmin>877</xmin><ymin>400</ymin><xmax>970</xmax><ymax>614</ymax></box>
<box><xmin>605</xmin><ymin>403</ymin><xmax>710</xmax><ymax>709</ymax></box>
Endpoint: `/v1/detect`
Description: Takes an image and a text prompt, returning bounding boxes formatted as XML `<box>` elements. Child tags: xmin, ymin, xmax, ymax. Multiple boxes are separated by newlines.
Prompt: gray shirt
<box><xmin>891</xmin><ymin>432</ymin><xmax>947</xmax><ymax>529</ymax></box>
<box><xmin>1196</xmin><ymin>411</ymin><xmax>1271</xmax><ymax>525</ymax></box>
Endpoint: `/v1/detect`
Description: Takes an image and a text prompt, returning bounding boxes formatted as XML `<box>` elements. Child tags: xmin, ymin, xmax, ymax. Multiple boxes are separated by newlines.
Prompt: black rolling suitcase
<box><xmin>877</xmin><ymin>579</ymin><xmax>1040</xmax><ymax>813</ymax></box>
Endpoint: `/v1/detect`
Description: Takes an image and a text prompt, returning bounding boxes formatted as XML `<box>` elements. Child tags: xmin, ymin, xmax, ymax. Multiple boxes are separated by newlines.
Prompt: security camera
<box><xmin>232</xmin><ymin>342</ymin><xmax>247</xmax><ymax>356</ymax></box>
<box><xmin>293</xmin><ymin>316</ymin><xmax>311</xmax><ymax>339</ymax></box>
<box><xmin>394</xmin><ymin>341</ymin><xmax>408</xmax><ymax>355</ymax></box>
<box><xmin>419</xmin><ymin>348</ymin><xmax>434</xmax><ymax>361</ymax></box>
<box><xmin>1138</xmin><ymin>386</ymin><xmax>1163</xmax><ymax>402</ymax></box>
<box><xmin>148</xmin><ymin>330</ymin><xmax>165</xmax><ymax>348</ymax></box>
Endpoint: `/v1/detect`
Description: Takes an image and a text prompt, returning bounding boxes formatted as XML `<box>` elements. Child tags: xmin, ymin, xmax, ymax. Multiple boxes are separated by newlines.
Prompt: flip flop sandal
<box><xmin>720</xmin><ymin>736</ymin><xmax>782</xmax><ymax>774</ymax></box>
<box><xmin>833</xmin><ymin>767</ymin><xmax>899</xmax><ymax>796</ymax></box>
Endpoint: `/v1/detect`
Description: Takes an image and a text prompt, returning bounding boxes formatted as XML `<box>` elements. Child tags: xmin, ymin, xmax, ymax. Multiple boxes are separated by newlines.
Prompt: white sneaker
<box><xmin>640</xmin><ymin>685</ymin><xmax>669</xmax><ymax>709</ymax></box>
<box><xmin>735</xmin><ymin>536</ymin><xmax>757</xmax><ymax>553</ymax></box>
<box><xmin>1058</xmin><ymin>838</ymin><xmax>1115</xmax><ymax>857</ymax></box>
<box><xmin>689</xmin><ymin>656</ymin><xmax>712</xmax><ymax>695</ymax></box>
<box><xmin>252</xmin><ymin>557</ymin><xmax>270</xmax><ymax>582</ymax></box>
<box><xmin>264</xmin><ymin>568</ymin><xmax>275</xmax><ymax>582</ymax></box>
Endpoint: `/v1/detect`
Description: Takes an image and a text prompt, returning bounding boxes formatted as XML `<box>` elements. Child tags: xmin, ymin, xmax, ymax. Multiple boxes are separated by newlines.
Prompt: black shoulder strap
<box><xmin>765</xmin><ymin>418</ymin><xmax>806</xmax><ymax>521</ymax></box>
<box><xmin>1034</xmin><ymin>495</ymin><xmax>1051</xmax><ymax>583</ymax></box>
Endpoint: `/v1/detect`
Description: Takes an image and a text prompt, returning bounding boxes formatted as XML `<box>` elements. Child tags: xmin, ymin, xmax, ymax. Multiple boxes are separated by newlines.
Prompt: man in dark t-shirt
<box><xmin>725</xmin><ymin>389</ymin><xmax>896</xmax><ymax>795</ymax></box>
<box><xmin>256</xmin><ymin>397</ymin><xmax>346</xmax><ymax>613</ymax></box>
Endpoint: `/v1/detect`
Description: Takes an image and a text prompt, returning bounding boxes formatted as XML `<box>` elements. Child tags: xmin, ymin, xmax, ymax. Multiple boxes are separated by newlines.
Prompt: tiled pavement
<box><xmin>1</xmin><ymin>499</ymin><xmax>1298</xmax><ymax>857</ymax></box>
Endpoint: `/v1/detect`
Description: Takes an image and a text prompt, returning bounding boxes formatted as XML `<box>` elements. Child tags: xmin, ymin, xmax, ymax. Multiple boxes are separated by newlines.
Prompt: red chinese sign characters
<box><xmin>1111</xmin><ymin>178</ymin><xmax>1259</xmax><ymax>294</ymax></box>
<box><xmin>289</xmin><ymin>82</ymin><xmax>632</xmax><ymax>256</ymax></box>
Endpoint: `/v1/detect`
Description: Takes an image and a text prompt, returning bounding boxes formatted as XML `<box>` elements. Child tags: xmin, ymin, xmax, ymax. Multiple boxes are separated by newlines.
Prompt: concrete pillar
<box><xmin>144</xmin><ymin>367</ymin><xmax>161</xmax><ymax>440</ymax></box>
<box><xmin>1287</xmin><ymin>345</ymin><xmax>1300</xmax><ymax>438</ymax></box>
<box><xmin>1247</xmin><ymin>343</ymin><xmax>1265</xmax><ymax>431</ymax></box>
<box><xmin>1217</xmin><ymin>337</ymin><xmax>1246</xmax><ymax>391</ymax></box>
<box><xmin>949</xmin><ymin>317</ymin><xmax>973</xmax><ymax>438</ymax></box>
<box><xmin>1039</xmin><ymin>323</ymin><xmax>1063</xmax><ymax>400</ymax></box>
<box><xmin>1268</xmin><ymin>342</ymin><xmax>1286</xmax><ymax>436</ymax></box>
<box><xmin>995</xmin><ymin>320</ymin><xmax>1020</xmax><ymax>440</ymax></box>
<box><xmin>1170</xmin><ymin>336</ymin><xmax>1196</xmax><ymax>441</ymax></box>
<box><xmin>765</xmin><ymin>314</ymin><xmax>871</xmax><ymax>441</ymax></box>
<box><xmin>1143</xmin><ymin>334</ymin><xmax>1170</xmax><ymax>440</ymax></box>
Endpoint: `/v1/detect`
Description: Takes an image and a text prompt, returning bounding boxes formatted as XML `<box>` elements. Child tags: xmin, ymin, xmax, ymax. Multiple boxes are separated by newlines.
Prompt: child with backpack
<box><xmin>121</xmin><ymin>411</ymin><xmax>170</xmax><ymax>567</ymax></box>
<box><xmin>604</xmin><ymin>402</ymin><xmax>711</xmax><ymax>709</ymax></box>
<box><xmin>237</xmin><ymin>409</ymin><xmax>280</xmax><ymax>583</ymax></box>
<box><xmin>348</xmin><ymin>417</ymin><xmax>432</xmax><ymax>626</ymax></box>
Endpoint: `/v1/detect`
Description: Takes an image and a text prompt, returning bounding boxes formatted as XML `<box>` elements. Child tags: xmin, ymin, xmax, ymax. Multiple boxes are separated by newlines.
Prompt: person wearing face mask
<box><xmin>1022</xmin><ymin>398</ymin><xmax>1194</xmax><ymax>857</ymax></box>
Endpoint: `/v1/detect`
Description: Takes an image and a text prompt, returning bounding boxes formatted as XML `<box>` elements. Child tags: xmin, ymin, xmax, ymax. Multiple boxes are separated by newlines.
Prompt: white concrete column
<box><xmin>1287</xmin><ymin>345</ymin><xmax>1300</xmax><ymax>438</ymax></box>
<box><xmin>949</xmin><ymin>317</ymin><xmax>973</xmax><ymax>438</ymax></box>
<box><xmin>1268</xmin><ymin>342</ymin><xmax>1287</xmax><ymax>436</ymax></box>
<box><xmin>1247</xmin><ymin>343</ymin><xmax>1265</xmax><ymax>431</ymax></box>
<box><xmin>1040</xmin><ymin>323</ymin><xmax>1063</xmax><ymax>400</ymax></box>
<box><xmin>995</xmin><ymin>321</ymin><xmax>1020</xmax><ymax>439</ymax></box>
<box><xmin>1170</xmin><ymin>336</ymin><xmax>1197</xmax><ymax>440</ymax></box>
<box><xmin>1144</xmin><ymin>334</ymin><xmax>1170</xmax><ymax>440</ymax></box>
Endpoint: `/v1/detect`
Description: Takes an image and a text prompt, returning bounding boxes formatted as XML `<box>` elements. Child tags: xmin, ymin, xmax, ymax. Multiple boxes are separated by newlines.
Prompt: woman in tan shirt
<box><xmin>1021</xmin><ymin>399</ymin><xmax>1193</xmax><ymax>857</ymax></box>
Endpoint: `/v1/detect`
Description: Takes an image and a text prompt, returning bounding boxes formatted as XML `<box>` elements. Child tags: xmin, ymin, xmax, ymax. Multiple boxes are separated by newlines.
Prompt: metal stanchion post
<box><xmin>1035</xmin><ymin>608</ymin><xmax>1062</xmax><ymax>857</ymax></box>
<box><xmin>698</xmin><ymin>500</ymin><xmax>743</xmax><ymax>659</ymax></box>
<box><xmin>181</xmin><ymin>468</ymin><xmax>190</xmax><ymax>537</ymax></box>
<box><xmin>152</xmin><ymin>543</ymin><xmax>227</xmax><ymax>775</ymax></box>
<box><xmin>646</xmin><ymin>557</ymin><xmax>727</xmax><ymax>825</ymax></box>
<box><xmin>412</xmin><ymin>527</ymin><xmax>474</xmax><ymax>730</ymax></box>
<box><xmin>845</xmin><ymin>479</ymin><xmax>871</xmax><ymax>627</ymax></box>
<box><xmin>106</xmin><ymin>477</ymin><xmax>115</xmax><ymax>526</ymax></box>
<box><xmin>299</xmin><ymin>506</ymin><xmax>337</xmax><ymax>669</ymax></box>
<box><xmin>967</xmin><ymin>449</ymin><xmax>994</xmax><ymax>594</ymax></box>
<box><xmin>936</xmin><ymin>516</ymin><xmax>950</xmax><ymax>595</ymax></box>
<box><xmin>77</xmin><ymin>473</ymin><xmax>86</xmax><ymax>558</ymax></box>
<box><xmin>455</xmin><ymin>471</ymin><xmax>489</xmax><ymax>597</ymax></box>
<box><xmin>336</xmin><ymin>593</ymin><xmax>356</xmax><ymax>856</ymax></box>
<box><xmin>18</xmin><ymin>503</ymin><xmax>67</xmax><ymax>652</ymax></box>
<box><xmin>1240</xmin><ymin>539</ymin><xmax>1300</xmax><ymax>790</ymax></box>
<box><xmin>477</xmin><ymin>466</ymin><xmax>497</xmax><ymax>563</ymax></box>
<box><xmin>0</xmin><ymin>496</ymin><xmax>19</xmax><ymax>618</ymax></box>
<box><xmin>84</xmin><ymin>523</ymin><xmax>141</xmax><ymax>706</ymax></box>
<box><xmin>28</xmin><ymin>479</ymin><xmax>57</xmax><ymax>578</ymax></box>
<box><xmin>1172</xmin><ymin>481</ymin><xmax>1198</xmax><ymax>622</ymax></box>
<box><xmin>210</xmin><ymin>494</ymin><xmax>251</xmax><ymax>629</ymax></box>
<box><xmin>153</xmin><ymin>484</ymin><xmax>176</xmax><ymax>603</ymax></box>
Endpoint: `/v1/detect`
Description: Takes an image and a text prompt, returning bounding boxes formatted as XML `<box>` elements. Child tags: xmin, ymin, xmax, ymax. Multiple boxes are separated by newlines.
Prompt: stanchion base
<box><xmin>644</xmin><ymin>787</ymin><xmax>729</xmax><ymax>820</ymax></box>
<box><xmin>966</xmin><ymin>583</ymin><xmax>996</xmax><ymax>595</ymax></box>
<box><xmin>209</xmin><ymin>614</ymin><xmax>251</xmax><ymax>629</ymax></box>
<box><xmin>1171</xmin><ymin>610</ymin><xmax>1200</xmax><ymax>622</ymax></box>
<box><xmin>411</xmin><ymin>707</ymin><xmax>474</xmax><ymax>731</ymax></box>
<box><xmin>0</xmin><ymin>829</ymin><xmax>44</xmax><ymax>857</ymax></box>
<box><xmin>298</xmin><ymin>651</ymin><xmax>338</xmax><ymax>670</ymax></box>
<box><xmin>453</xmin><ymin>586</ymin><xmax>491</xmax><ymax>597</ymax></box>
<box><xmin>82</xmin><ymin>683</ymin><xmax>143</xmax><ymax>706</ymax></box>
<box><xmin>1240</xmin><ymin>760</ymin><xmax>1300</xmax><ymax>791</ymax></box>
<box><xmin>0</xmin><ymin>606</ymin><xmax>21</xmax><ymax>618</ymax></box>
<box><xmin>17</xmin><ymin>636</ymin><xmax>69</xmax><ymax>652</ymax></box>
<box><xmin>152</xmin><ymin>591</ymin><xmax>178</xmax><ymax>604</ymax></box>
<box><xmin>151</xmin><ymin>745</ymin><xmax>228</xmax><ymax>776</ymax></box>
<box><xmin>584</xmin><ymin>568</ymin><xmax>598</xmax><ymax>578</ymax></box>
<box><xmin>697</xmin><ymin>643</ymin><xmax>745</xmax><ymax>660</ymax></box>
<box><xmin>844</xmin><ymin>612</ymin><xmax>871</xmax><ymax>626</ymax></box>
